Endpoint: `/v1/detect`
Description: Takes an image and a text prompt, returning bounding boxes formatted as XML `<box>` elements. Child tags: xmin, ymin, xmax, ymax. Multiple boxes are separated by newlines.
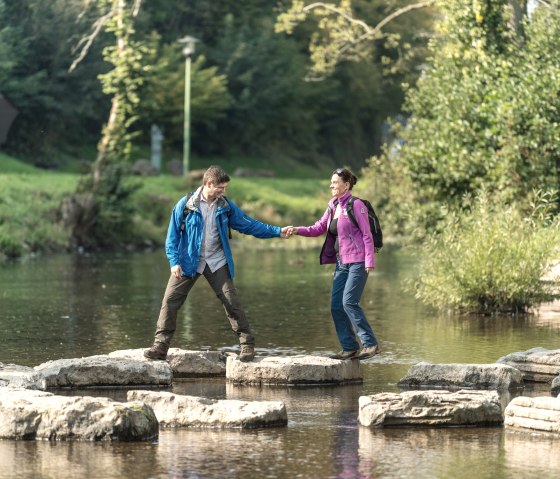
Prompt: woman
<box><xmin>292</xmin><ymin>168</ymin><xmax>381</xmax><ymax>360</ymax></box>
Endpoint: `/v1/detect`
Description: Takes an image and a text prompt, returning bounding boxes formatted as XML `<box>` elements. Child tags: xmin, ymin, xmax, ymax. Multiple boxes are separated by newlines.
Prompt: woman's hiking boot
<box><xmin>356</xmin><ymin>343</ymin><xmax>381</xmax><ymax>360</ymax></box>
<box><xmin>328</xmin><ymin>350</ymin><xmax>359</xmax><ymax>360</ymax></box>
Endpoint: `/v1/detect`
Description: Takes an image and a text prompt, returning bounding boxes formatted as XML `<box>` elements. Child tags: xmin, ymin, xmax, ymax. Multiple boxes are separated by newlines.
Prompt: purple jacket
<box><xmin>296</xmin><ymin>191</ymin><xmax>375</xmax><ymax>268</ymax></box>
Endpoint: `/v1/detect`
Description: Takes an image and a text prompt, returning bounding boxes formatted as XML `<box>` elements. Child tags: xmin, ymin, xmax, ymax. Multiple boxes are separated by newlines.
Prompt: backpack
<box><xmin>345</xmin><ymin>196</ymin><xmax>383</xmax><ymax>253</ymax></box>
<box><xmin>180</xmin><ymin>191</ymin><xmax>232</xmax><ymax>239</ymax></box>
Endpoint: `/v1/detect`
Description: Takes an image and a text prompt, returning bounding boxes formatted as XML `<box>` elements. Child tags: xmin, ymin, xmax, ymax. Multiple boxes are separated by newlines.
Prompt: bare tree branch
<box><xmin>69</xmin><ymin>11</ymin><xmax>112</xmax><ymax>73</ymax></box>
<box><xmin>131</xmin><ymin>0</ymin><xmax>142</xmax><ymax>17</ymax></box>
<box><xmin>302</xmin><ymin>2</ymin><xmax>371</xmax><ymax>32</ymax></box>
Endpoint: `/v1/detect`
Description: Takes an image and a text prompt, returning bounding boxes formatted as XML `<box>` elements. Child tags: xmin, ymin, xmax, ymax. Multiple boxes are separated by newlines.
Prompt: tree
<box><xmin>363</xmin><ymin>0</ymin><xmax>560</xmax><ymax>238</ymax></box>
<box><xmin>61</xmin><ymin>0</ymin><xmax>152</xmax><ymax>248</ymax></box>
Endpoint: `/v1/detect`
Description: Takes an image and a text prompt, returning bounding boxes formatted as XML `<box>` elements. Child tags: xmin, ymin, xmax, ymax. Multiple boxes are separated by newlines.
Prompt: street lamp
<box><xmin>179</xmin><ymin>35</ymin><xmax>198</xmax><ymax>177</ymax></box>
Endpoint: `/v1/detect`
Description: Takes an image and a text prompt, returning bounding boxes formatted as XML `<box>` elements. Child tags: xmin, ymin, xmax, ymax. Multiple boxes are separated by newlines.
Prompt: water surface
<box><xmin>1</xmin><ymin>245</ymin><xmax>559</xmax><ymax>479</ymax></box>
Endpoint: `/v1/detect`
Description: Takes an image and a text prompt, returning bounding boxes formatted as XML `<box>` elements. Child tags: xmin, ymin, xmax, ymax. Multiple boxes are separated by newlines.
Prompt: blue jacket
<box><xmin>165</xmin><ymin>187</ymin><xmax>281</xmax><ymax>278</ymax></box>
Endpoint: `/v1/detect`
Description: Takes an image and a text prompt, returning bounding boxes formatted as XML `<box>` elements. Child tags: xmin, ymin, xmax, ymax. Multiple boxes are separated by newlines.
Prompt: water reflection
<box><xmin>2</xmin><ymin>247</ymin><xmax>560</xmax><ymax>479</ymax></box>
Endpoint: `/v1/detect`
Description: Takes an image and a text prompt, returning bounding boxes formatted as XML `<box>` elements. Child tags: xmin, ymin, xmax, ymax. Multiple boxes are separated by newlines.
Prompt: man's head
<box><xmin>202</xmin><ymin>165</ymin><xmax>230</xmax><ymax>202</ymax></box>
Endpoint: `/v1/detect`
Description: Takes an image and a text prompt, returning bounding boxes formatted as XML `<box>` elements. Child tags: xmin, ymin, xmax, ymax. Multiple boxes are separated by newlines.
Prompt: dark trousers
<box><xmin>153</xmin><ymin>264</ymin><xmax>254</xmax><ymax>348</ymax></box>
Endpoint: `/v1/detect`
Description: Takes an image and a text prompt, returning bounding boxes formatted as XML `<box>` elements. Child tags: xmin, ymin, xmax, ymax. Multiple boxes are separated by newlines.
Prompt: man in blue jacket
<box><xmin>144</xmin><ymin>165</ymin><xmax>292</xmax><ymax>362</ymax></box>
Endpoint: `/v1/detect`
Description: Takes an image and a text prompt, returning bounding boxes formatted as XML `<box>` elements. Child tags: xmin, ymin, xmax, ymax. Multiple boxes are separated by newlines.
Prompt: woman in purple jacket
<box><xmin>292</xmin><ymin>168</ymin><xmax>381</xmax><ymax>360</ymax></box>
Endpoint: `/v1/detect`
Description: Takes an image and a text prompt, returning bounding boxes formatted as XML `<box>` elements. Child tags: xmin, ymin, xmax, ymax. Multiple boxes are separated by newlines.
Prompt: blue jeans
<box><xmin>331</xmin><ymin>261</ymin><xmax>377</xmax><ymax>351</ymax></box>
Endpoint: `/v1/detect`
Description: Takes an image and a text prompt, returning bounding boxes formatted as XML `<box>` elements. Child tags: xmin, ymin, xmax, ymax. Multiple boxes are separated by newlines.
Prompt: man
<box><xmin>144</xmin><ymin>165</ymin><xmax>292</xmax><ymax>362</ymax></box>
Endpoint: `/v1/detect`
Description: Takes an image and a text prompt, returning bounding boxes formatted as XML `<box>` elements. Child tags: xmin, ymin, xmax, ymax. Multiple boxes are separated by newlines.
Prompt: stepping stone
<box><xmin>110</xmin><ymin>348</ymin><xmax>227</xmax><ymax>378</ymax></box>
<box><xmin>398</xmin><ymin>362</ymin><xmax>523</xmax><ymax>390</ymax></box>
<box><xmin>35</xmin><ymin>355</ymin><xmax>172</xmax><ymax>388</ymax></box>
<box><xmin>505</xmin><ymin>396</ymin><xmax>560</xmax><ymax>433</ymax></box>
<box><xmin>128</xmin><ymin>390</ymin><xmax>287</xmax><ymax>429</ymax></box>
<box><xmin>552</xmin><ymin>376</ymin><xmax>560</xmax><ymax>395</ymax></box>
<box><xmin>0</xmin><ymin>363</ymin><xmax>46</xmax><ymax>390</ymax></box>
<box><xmin>359</xmin><ymin>390</ymin><xmax>503</xmax><ymax>427</ymax></box>
<box><xmin>497</xmin><ymin>348</ymin><xmax>560</xmax><ymax>383</ymax></box>
<box><xmin>0</xmin><ymin>388</ymin><xmax>158</xmax><ymax>441</ymax></box>
<box><xmin>226</xmin><ymin>355</ymin><xmax>362</xmax><ymax>386</ymax></box>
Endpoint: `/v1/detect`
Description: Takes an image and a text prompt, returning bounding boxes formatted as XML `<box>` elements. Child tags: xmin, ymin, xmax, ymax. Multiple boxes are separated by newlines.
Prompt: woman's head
<box><xmin>330</xmin><ymin>167</ymin><xmax>357</xmax><ymax>198</ymax></box>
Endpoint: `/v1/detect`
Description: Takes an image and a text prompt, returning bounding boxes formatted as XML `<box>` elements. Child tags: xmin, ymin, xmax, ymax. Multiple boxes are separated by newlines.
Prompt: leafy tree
<box><xmin>365</xmin><ymin>0</ymin><xmax>560</xmax><ymax>238</ymax></box>
<box><xmin>61</xmin><ymin>0</ymin><xmax>152</xmax><ymax>248</ymax></box>
<box><xmin>135</xmin><ymin>35</ymin><xmax>232</xmax><ymax>153</ymax></box>
<box><xmin>0</xmin><ymin>0</ymin><xmax>107</xmax><ymax>163</ymax></box>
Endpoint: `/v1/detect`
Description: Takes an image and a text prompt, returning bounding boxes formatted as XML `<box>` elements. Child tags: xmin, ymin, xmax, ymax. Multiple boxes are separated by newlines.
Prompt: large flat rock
<box><xmin>497</xmin><ymin>348</ymin><xmax>560</xmax><ymax>383</ymax></box>
<box><xmin>127</xmin><ymin>390</ymin><xmax>287</xmax><ymax>429</ymax></box>
<box><xmin>109</xmin><ymin>348</ymin><xmax>226</xmax><ymax>378</ymax></box>
<box><xmin>226</xmin><ymin>355</ymin><xmax>362</xmax><ymax>385</ymax></box>
<box><xmin>359</xmin><ymin>390</ymin><xmax>503</xmax><ymax>427</ymax></box>
<box><xmin>0</xmin><ymin>388</ymin><xmax>158</xmax><ymax>441</ymax></box>
<box><xmin>35</xmin><ymin>355</ymin><xmax>172</xmax><ymax>388</ymax></box>
<box><xmin>398</xmin><ymin>362</ymin><xmax>523</xmax><ymax>390</ymax></box>
<box><xmin>0</xmin><ymin>363</ymin><xmax>46</xmax><ymax>390</ymax></box>
<box><xmin>504</xmin><ymin>395</ymin><xmax>560</xmax><ymax>434</ymax></box>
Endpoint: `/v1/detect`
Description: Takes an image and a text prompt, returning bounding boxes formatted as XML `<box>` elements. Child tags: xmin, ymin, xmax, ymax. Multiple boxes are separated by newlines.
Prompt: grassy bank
<box><xmin>0</xmin><ymin>153</ymin><xmax>328</xmax><ymax>258</ymax></box>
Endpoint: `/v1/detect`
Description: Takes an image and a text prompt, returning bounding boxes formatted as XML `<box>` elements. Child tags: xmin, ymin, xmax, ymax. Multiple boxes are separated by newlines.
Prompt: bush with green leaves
<box><xmin>365</xmin><ymin>1</ymin><xmax>560</xmax><ymax>240</ymax></box>
<box><xmin>411</xmin><ymin>191</ymin><xmax>560</xmax><ymax>314</ymax></box>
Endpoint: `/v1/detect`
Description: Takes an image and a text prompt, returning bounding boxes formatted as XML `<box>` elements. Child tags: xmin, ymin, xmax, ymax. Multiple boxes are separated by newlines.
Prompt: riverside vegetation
<box><xmin>0</xmin><ymin>152</ymin><xmax>329</xmax><ymax>259</ymax></box>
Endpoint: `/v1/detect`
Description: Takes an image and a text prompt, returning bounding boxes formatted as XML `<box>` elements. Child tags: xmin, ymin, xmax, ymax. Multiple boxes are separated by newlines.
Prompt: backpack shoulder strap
<box><xmin>345</xmin><ymin>196</ymin><xmax>359</xmax><ymax>228</ymax></box>
<box><xmin>180</xmin><ymin>191</ymin><xmax>195</xmax><ymax>232</ymax></box>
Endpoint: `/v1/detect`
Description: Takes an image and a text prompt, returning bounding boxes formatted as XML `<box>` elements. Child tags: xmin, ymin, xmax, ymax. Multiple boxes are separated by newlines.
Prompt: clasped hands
<box><xmin>280</xmin><ymin>226</ymin><xmax>297</xmax><ymax>239</ymax></box>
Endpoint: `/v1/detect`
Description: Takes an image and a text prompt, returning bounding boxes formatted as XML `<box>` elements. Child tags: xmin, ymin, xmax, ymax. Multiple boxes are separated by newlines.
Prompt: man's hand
<box><xmin>280</xmin><ymin>226</ymin><xmax>294</xmax><ymax>238</ymax></box>
<box><xmin>171</xmin><ymin>264</ymin><xmax>183</xmax><ymax>279</ymax></box>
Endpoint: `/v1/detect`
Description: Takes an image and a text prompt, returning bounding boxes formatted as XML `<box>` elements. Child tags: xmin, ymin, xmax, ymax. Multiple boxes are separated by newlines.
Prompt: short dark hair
<box><xmin>203</xmin><ymin>165</ymin><xmax>230</xmax><ymax>185</ymax></box>
<box><xmin>333</xmin><ymin>167</ymin><xmax>358</xmax><ymax>189</ymax></box>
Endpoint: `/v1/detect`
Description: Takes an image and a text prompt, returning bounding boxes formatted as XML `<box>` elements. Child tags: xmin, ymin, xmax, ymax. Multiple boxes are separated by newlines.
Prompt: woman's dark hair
<box><xmin>333</xmin><ymin>168</ymin><xmax>358</xmax><ymax>189</ymax></box>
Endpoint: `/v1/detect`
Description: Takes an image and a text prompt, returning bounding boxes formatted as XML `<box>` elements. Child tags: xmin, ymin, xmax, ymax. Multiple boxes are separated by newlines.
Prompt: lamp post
<box><xmin>179</xmin><ymin>36</ymin><xmax>198</xmax><ymax>177</ymax></box>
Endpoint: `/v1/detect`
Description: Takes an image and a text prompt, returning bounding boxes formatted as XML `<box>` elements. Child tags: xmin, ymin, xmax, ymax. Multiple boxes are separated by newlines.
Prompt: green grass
<box><xmin>0</xmin><ymin>152</ymin><xmax>42</xmax><ymax>174</ymax></box>
<box><xmin>0</xmin><ymin>154</ymin><xmax>330</xmax><ymax>258</ymax></box>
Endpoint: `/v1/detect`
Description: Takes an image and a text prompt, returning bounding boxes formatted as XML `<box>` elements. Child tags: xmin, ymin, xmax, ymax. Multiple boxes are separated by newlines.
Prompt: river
<box><xmin>1</xmin><ymin>244</ymin><xmax>559</xmax><ymax>478</ymax></box>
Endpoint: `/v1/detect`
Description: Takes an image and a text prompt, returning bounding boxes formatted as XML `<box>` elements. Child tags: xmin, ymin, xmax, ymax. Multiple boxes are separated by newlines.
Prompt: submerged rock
<box><xmin>505</xmin><ymin>396</ymin><xmax>560</xmax><ymax>434</ymax></box>
<box><xmin>109</xmin><ymin>348</ymin><xmax>227</xmax><ymax>378</ymax></box>
<box><xmin>127</xmin><ymin>390</ymin><xmax>287</xmax><ymax>429</ymax></box>
<box><xmin>398</xmin><ymin>362</ymin><xmax>523</xmax><ymax>390</ymax></box>
<box><xmin>497</xmin><ymin>348</ymin><xmax>560</xmax><ymax>383</ymax></box>
<box><xmin>226</xmin><ymin>355</ymin><xmax>362</xmax><ymax>386</ymax></box>
<box><xmin>358</xmin><ymin>390</ymin><xmax>503</xmax><ymax>427</ymax></box>
<box><xmin>552</xmin><ymin>376</ymin><xmax>560</xmax><ymax>395</ymax></box>
<box><xmin>35</xmin><ymin>355</ymin><xmax>172</xmax><ymax>388</ymax></box>
<box><xmin>0</xmin><ymin>363</ymin><xmax>46</xmax><ymax>390</ymax></box>
<box><xmin>0</xmin><ymin>388</ymin><xmax>158</xmax><ymax>441</ymax></box>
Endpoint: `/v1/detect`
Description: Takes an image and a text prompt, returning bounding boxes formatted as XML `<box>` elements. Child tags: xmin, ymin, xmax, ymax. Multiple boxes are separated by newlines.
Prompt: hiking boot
<box><xmin>356</xmin><ymin>344</ymin><xmax>381</xmax><ymax>360</ymax></box>
<box><xmin>328</xmin><ymin>350</ymin><xmax>359</xmax><ymax>360</ymax></box>
<box><xmin>143</xmin><ymin>343</ymin><xmax>168</xmax><ymax>360</ymax></box>
<box><xmin>239</xmin><ymin>345</ymin><xmax>255</xmax><ymax>362</ymax></box>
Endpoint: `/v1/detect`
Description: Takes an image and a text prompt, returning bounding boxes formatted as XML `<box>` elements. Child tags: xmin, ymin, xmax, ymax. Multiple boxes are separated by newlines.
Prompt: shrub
<box><xmin>411</xmin><ymin>190</ymin><xmax>560</xmax><ymax>314</ymax></box>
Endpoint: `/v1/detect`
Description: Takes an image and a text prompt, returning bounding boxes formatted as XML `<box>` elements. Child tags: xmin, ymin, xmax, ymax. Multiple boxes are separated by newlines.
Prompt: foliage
<box><xmin>1</xmin><ymin>0</ymin><xmax>434</xmax><ymax>171</ymax></box>
<box><xmin>411</xmin><ymin>190</ymin><xmax>560</xmax><ymax>314</ymax></box>
<box><xmin>365</xmin><ymin>0</ymin><xmax>560</xmax><ymax>239</ymax></box>
<box><xmin>0</xmin><ymin>172</ymin><xmax>77</xmax><ymax>258</ymax></box>
<box><xmin>0</xmin><ymin>156</ymin><xmax>328</xmax><ymax>258</ymax></box>
<box><xmin>136</xmin><ymin>36</ymin><xmax>232</xmax><ymax>149</ymax></box>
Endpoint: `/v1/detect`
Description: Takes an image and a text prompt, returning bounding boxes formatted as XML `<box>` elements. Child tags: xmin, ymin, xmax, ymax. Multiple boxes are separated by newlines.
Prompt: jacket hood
<box><xmin>187</xmin><ymin>186</ymin><xmax>229</xmax><ymax>211</ymax></box>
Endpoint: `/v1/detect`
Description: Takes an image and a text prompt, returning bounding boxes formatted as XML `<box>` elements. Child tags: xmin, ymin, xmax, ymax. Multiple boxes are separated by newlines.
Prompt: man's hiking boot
<box><xmin>143</xmin><ymin>343</ymin><xmax>168</xmax><ymax>360</ymax></box>
<box><xmin>328</xmin><ymin>350</ymin><xmax>359</xmax><ymax>360</ymax></box>
<box><xmin>239</xmin><ymin>345</ymin><xmax>255</xmax><ymax>362</ymax></box>
<box><xmin>356</xmin><ymin>343</ymin><xmax>381</xmax><ymax>360</ymax></box>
